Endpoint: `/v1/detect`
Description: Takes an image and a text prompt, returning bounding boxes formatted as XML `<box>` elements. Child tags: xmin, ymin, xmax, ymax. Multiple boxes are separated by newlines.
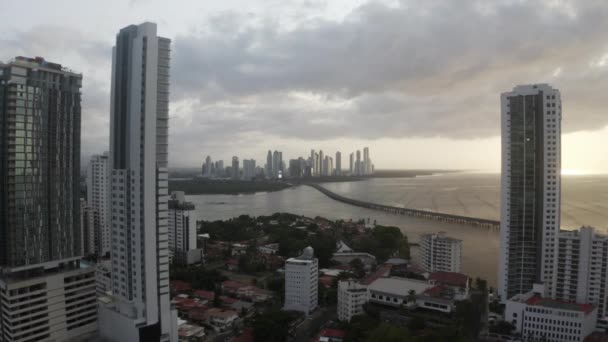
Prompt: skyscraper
<box><xmin>355</xmin><ymin>150</ymin><xmax>361</xmax><ymax>176</ymax></box>
<box><xmin>98</xmin><ymin>22</ymin><xmax>177</xmax><ymax>342</ymax></box>
<box><xmin>0</xmin><ymin>56</ymin><xmax>97</xmax><ymax>341</ymax></box>
<box><xmin>267</xmin><ymin>150</ymin><xmax>273</xmax><ymax>178</ymax></box>
<box><xmin>232</xmin><ymin>156</ymin><xmax>240</xmax><ymax>180</ymax></box>
<box><xmin>87</xmin><ymin>152</ymin><xmax>111</xmax><ymax>256</ymax></box>
<box><xmin>498</xmin><ymin>84</ymin><xmax>561</xmax><ymax>301</ymax></box>
<box><xmin>349</xmin><ymin>153</ymin><xmax>354</xmax><ymax>175</ymax></box>
<box><xmin>335</xmin><ymin>151</ymin><xmax>342</xmax><ymax>176</ymax></box>
<box><xmin>284</xmin><ymin>247</ymin><xmax>319</xmax><ymax>315</ymax></box>
<box><xmin>168</xmin><ymin>192</ymin><xmax>201</xmax><ymax>265</ymax></box>
<box><xmin>272</xmin><ymin>150</ymin><xmax>280</xmax><ymax>178</ymax></box>
<box><xmin>363</xmin><ymin>147</ymin><xmax>370</xmax><ymax>175</ymax></box>
<box><xmin>319</xmin><ymin>150</ymin><xmax>324</xmax><ymax>176</ymax></box>
<box><xmin>242</xmin><ymin>159</ymin><xmax>256</xmax><ymax>180</ymax></box>
<box><xmin>203</xmin><ymin>155</ymin><xmax>212</xmax><ymax>177</ymax></box>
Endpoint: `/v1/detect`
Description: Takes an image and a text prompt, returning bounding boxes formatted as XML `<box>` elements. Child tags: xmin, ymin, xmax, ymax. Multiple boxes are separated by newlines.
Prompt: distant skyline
<box><xmin>2</xmin><ymin>0</ymin><xmax>608</xmax><ymax>173</ymax></box>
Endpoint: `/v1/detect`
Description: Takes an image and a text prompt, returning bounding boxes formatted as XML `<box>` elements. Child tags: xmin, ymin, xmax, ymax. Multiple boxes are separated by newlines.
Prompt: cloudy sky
<box><xmin>2</xmin><ymin>0</ymin><xmax>608</xmax><ymax>173</ymax></box>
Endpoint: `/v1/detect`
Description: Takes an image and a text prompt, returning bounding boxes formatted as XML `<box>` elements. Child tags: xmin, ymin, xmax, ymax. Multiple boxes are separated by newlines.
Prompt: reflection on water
<box><xmin>187</xmin><ymin>173</ymin><xmax>608</xmax><ymax>287</ymax></box>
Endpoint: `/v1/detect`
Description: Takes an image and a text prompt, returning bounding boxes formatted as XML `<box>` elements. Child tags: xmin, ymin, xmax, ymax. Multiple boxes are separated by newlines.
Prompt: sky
<box><xmin>1</xmin><ymin>0</ymin><xmax>607</xmax><ymax>173</ymax></box>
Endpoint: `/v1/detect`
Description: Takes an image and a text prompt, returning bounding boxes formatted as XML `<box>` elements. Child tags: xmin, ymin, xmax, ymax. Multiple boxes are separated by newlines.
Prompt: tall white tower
<box><xmin>284</xmin><ymin>247</ymin><xmax>319</xmax><ymax>315</ymax></box>
<box><xmin>100</xmin><ymin>22</ymin><xmax>177</xmax><ymax>342</ymax></box>
<box><xmin>498</xmin><ymin>84</ymin><xmax>561</xmax><ymax>301</ymax></box>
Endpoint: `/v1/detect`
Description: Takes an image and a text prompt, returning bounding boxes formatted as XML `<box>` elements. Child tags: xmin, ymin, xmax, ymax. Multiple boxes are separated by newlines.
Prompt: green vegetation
<box><xmin>169</xmin><ymin>179</ymin><xmax>291</xmax><ymax>194</ymax></box>
<box><xmin>349</xmin><ymin>225</ymin><xmax>410</xmax><ymax>262</ymax></box>
<box><xmin>201</xmin><ymin>215</ymin><xmax>259</xmax><ymax>241</ymax></box>
<box><xmin>170</xmin><ymin>264</ymin><xmax>227</xmax><ymax>291</ymax></box>
<box><xmin>252</xmin><ymin>310</ymin><xmax>298</xmax><ymax>342</ymax></box>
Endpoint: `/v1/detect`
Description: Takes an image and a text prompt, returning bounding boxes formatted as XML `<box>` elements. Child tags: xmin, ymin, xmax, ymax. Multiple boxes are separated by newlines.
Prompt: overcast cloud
<box><xmin>1</xmin><ymin>0</ymin><xmax>608</xmax><ymax>170</ymax></box>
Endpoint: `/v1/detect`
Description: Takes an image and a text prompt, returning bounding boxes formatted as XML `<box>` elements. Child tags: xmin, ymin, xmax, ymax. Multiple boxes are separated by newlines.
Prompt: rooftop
<box><xmin>525</xmin><ymin>295</ymin><xmax>595</xmax><ymax>314</ymax></box>
<box><xmin>368</xmin><ymin>277</ymin><xmax>433</xmax><ymax>297</ymax></box>
<box><xmin>429</xmin><ymin>271</ymin><xmax>469</xmax><ymax>288</ymax></box>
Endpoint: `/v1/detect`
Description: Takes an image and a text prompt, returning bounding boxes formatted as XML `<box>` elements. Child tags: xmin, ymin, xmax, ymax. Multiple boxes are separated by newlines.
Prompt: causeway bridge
<box><xmin>305</xmin><ymin>183</ymin><xmax>500</xmax><ymax>229</ymax></box>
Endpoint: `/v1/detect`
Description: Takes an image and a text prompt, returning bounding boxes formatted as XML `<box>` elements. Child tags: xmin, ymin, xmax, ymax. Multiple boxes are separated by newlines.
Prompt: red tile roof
<box><xmin>220</xmin><ymin>296</ymin><xmax>239</xmax><ymax>304</ymax></box>
<box><xmin>319</xmin><ymin>276</ymin><xmax>335</xmax><ymax>288</ymax></box>
<box><xmin>222</xmin><ymin>280</ymin><xmax>247</xmax><ymax>291</ymax></box>
<box><xmin>193</xmin><ymin>290</ymin><xmax>215</xmax><ymax>301</ymax></box>
<box><xmin>525</xmin><ymin>295</ymin><xmax>595</xmax><ymax>314</ymax></box>
<box><xmin>320</xmin><ymin>328</ymin><xmax>346</xmax><ymax>338</ymax></box>
<box><xmin>170</xmin><ymin>280</ymin><xmax>192</xmax><ymax>292</ymax></box>
<box><xmin>423</xmin><ymin>285</ymin><xmax>447</xmax><ymax>298</ymax></box>
<box><xmin>429</xmin><ymin>271</ymin><xmax>468</xmax><ymax>288</ymax></box>
<box><xmin>233</xmin><ymin>328</ymin><xmax>254</xmax><ymax>342</ymax></box>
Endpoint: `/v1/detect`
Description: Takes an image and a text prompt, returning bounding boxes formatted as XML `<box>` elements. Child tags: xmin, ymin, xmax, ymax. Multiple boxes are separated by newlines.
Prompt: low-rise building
<box><xmin>204</xmin><ymin>308</ymin><xmax>238</xmax><ymax>332</ymax></box>
<box><xmin>368</xmin><ymin>277</ymin><xmax>433</xmax><ymax>307</ymax></box>
<box><xmin>505</xmin><ymin>284</ymin><xmax>597</xmax><ymax>342</ymax></box>
<box><xmin>178</xmin><ymin>321</ymin><xmax>205</xmax><ymax>342</ymax></box>
<box><xmin>258</xmin><ymin>243</ymin><xmax>279</xmax><ymax>254</ymax></box>
<box><xmin>338</xmin><ymin>280</ymin><xmax>368</xmax><ymax>322</ymax></box>
<box><xmin>419</xmin><ymin>232</ymin><xmax>462</xmax><ymax>273</ymax></box>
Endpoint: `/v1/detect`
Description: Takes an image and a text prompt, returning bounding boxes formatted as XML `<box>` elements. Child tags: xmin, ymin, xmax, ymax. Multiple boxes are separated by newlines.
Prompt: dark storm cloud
<box><xmin>171</xmin><ymin>0</ymin><xmax>608</xmax><ymax>140</ymax></box>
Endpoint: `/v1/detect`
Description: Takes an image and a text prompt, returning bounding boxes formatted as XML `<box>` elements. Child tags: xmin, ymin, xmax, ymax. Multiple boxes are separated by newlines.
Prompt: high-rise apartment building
<box><xmin>0</xmin><ymin>56</ymin><xmax>97</xmax><ymax>341</ymax></box>
<box><xmin>168</xmin><ymin>192</ymin><xmax>202</xmax><ymax>265</ymax></box>
<box><xmin>498</xmin><ymin>84</ymin><xmax>561</xmax><ymax>301</ymax></box>
<box><xmin>355</xmin><ymin>150</ymin><xmax>361</xmax><ymax>176</ymax></box>
<box><xmin>363</xmin><ymin>147</ymin><xmax>370</xmax><ymax>175</ymax></box>
<box><xmin>231</xmin><ymin>156</ymin><xmax>240</xmax><ymax>179</ymax></box>
<box><xmin>553</xmin><ymin>227</ymin><xmax>608</xmax><ymax>319</ymax></box>
<box><xmin>81</xmin><ymin>199</ymin><xmax>101</xmax><ymax>256</ymax></box>
<box><xmin>349</xmin><ymin>153</ymin><xmax>354</xmax><ymax>175</ymax></box>
<box><xmin>242</xmin><ymin>159</ymin><xmax>256</xmax><ymax>180</ymax></box>
<box><xmin>335</xmin><ymin>151</ymin><xmax>341</xmax><ymax>176</ymax></box>
<box><xmin>267</xmin><ymin>150</ymin><xmax>273</xmax><ymax>178</ymax></box>
<box><xmin>284</xmin><ymin>247</ymin><xmax>318</xmax><ymax>315</ymax></box>
<box><xmin>98</xmin><ymin>22</ymin><xmax>177</xmax><ymax>342</ymax></box>
<box><xmin>87</xmin><ymin>152</ymin><xmax>110</xmax><ymax>256</ymax></box>
<box><xmin>419</xmin><ymin>232</ymin><xmax>462</xmax><ymax>273</ymax></box>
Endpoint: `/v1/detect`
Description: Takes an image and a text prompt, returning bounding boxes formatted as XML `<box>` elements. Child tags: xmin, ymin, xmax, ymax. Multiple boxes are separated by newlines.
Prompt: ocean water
<box><xmin>187</xmin><ymin>173</ymin><xmax>608</xmax><ymax>286</ymax></box>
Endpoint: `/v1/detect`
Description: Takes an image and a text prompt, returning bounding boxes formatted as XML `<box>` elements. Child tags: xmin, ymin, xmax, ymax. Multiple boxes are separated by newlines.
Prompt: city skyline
<box><xmin>2</xmin><ymin>1</ymin><xmax>608</xmax><ymax>173</ymax></box>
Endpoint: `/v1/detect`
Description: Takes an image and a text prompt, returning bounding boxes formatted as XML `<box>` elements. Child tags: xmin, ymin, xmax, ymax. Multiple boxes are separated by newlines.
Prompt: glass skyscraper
<box><xmin>0</xmin><ymin>56</ymin><xmax>97</xmax><ymax>342</ymax></box>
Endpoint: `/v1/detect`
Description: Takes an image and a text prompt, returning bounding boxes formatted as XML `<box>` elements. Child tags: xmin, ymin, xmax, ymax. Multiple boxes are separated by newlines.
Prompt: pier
<box><xmin>306</xmin><ymin>183</ymin><xmax>500</xmax><ymax>229</ymax></box>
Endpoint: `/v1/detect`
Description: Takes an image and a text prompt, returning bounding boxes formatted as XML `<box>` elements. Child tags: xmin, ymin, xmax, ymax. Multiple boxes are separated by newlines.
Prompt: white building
<box><xmin>505</xmin><ymin>284</ymin><xmax>596</xmax><ymax>342</ymax></box>
<box><xmin>338</xmin><ymin>280</ymin><xmax>368</xmax><ymax>322</ymax></box>
<box><xmin>498</xmin><ymin>84</ymin><xmax>562</xmax><ymax>301</ymax></box>
<box><xmin>98</xmin><ymin>22</ymin><xmax>177</xmax><ymax>342</ymax></box>
<box><xmin>553</xmin><ymin>226</ymin><xmax>608</xmax><ymax>321</ymax></box>
<box><xmin>168</xmin><ymin>191</ymin><xmax>203</xmax><ymax>265</ymax></box>
<box><xmin>419</xmin><ymin>232</ymin><xmax>462</xmax><ymax>273</ymax></box>
<box><xmin>368</xmin><ymin>277</ymin><xmax>433</xmax><ymax>307</ymax></box>
<box><xmin>284</xmin><ymin>247</ymin><xmax>318</xmax><ymax>315</ymax></box>
<box><xmin>87</xmin><ymin>152</ymin><xmax>111</xmax><ymax>256</ymax></box>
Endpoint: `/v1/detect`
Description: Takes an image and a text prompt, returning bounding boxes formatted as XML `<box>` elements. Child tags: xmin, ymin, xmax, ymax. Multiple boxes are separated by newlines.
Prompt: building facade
<box><xmin>498</xmin><ymin>84</ymin><xmax>561</xmax><ymax>301</ymax></box>
<box><xmin>505</xmin><ymin>285</ymin><xmax>596</xmax><ymax>342</ymax></box>
<box><xmin>419</xmin><ymin>232</ymin><xmax>462</xmax><ymax>273</ymax></box>
<box><xmin>553</xmin><ymin>227</ymin><xmax>608</xmax><ymax>320</ymax></box>
<box><xmin>0</xmin><ymin>56</ymin><xmax>97</xmax><ymax>341</ymax></box>
<box><xmin>335</xmin><ymin>151</ymin><xmax>341</xmax><ymax>176</ymax></box>
<box><xmin>337</xmin><ymin>281</ymin><xmax>367</xmax><ymax>322</ymax></box>
<box><xmin>98</xmin><ymin>22</ymin><xmax>177</xmax><ymax>342</ymax></box>
<box><xmin>168</xmin><ymin>191</ymin><xmax>202</xmax><ymax>265</ymax></box>
<box><xmin>87</xmin><ymin>152</ymin><xmax>110</xmax><ymax>256</ymax></box>
<box><xmin>284</xmin><ymin>247</ymin><xmax>318</xmax><ymax>315</ymax></box>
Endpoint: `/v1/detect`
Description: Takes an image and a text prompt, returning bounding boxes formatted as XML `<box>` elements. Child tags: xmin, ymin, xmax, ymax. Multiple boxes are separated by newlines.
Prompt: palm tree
<box><xmin>407</xmin><ymin>289</ymin><xmax>417</xmax><ymax>304</ymax></box>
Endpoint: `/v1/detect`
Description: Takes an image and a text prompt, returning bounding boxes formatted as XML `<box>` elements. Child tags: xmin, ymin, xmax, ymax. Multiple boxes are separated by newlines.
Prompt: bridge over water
<box><xmin>305</xmin><ymin>183</ymin><xmax>500</xmax><ymax>230</ymax></box>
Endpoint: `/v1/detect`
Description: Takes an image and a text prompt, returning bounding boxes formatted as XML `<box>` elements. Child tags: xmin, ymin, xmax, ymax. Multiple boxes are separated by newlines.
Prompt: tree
<box><xmin>213</xmin><ymin>286</ymin><xmax>222</xmax><ymax>307</ymax></box>
<box><xmin>343</xmin><ymin>315</ymin><xmax>380</xmax><ymax>342</ymax></box>
<box><xmin>406</xmin><ymin>316</ymin><xmax>426</xmax><ymax>333</ymax></box>
<box><xmin>349</xmin><ymin>258</ymin><xmax>366</xmax><ymax>278</ymax></box>
<box><xmin>365</xmin><ymin>323</ymin><xmax>411</xmax><ymax>342</ymax></box>
<box><xmin>407</xmin><ymin>289</ymin><xmax>417</xmax><ymax>304</ymax></box>
<box><xmin>490</xmin><ymin>321</ymin><xmax>515</xmax><ymax>335</ymax></box>
<box><xmin>475</xmin><ymin>277</ymin><xmax>488</xmax><ymax>294</ymax></box>
<box><xmin>252</xmin><ymin>310</ymin><xmax>294</xmax><ymax>342</ymax></box>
